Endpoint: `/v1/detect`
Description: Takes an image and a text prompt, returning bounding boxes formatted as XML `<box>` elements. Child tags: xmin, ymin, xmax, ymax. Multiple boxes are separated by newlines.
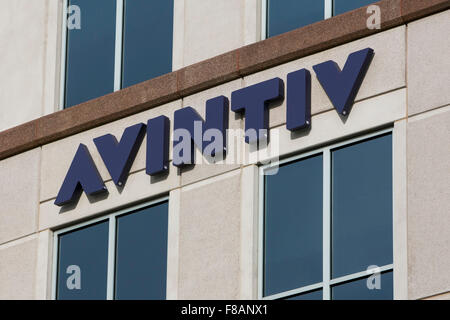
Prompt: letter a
<box><xmin>54</xmin><ymin>144</ymin><xmax>106</xmax><ymax>206</ymax></box>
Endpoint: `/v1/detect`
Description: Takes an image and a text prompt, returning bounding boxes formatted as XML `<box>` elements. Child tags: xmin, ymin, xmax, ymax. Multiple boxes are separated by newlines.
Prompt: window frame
<box><xmin>59</xmin><ymin>0</ymin><xmax>124</xmax><ymax>110</ymax></box>
<box><xmin>51</xmin><ymin>196</ymin><xmax>169</xmax><ymax>300</ymax></box>
<box><xmin>59</xmin><ymin>0</ymin><xmax>174</xmax><ymax>110</ymax></box>
<box><xmin>261</xmin><ymin>0</ymin><xmax>349</xmax><ymax>40</ymax></box>
<box><xmin>258</xmin><ymin>128</ymin><xmax>394</xmax><ymax>300</ymax></box>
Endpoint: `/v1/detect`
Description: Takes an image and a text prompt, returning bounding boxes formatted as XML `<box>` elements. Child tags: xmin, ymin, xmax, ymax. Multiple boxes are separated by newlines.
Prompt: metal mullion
<box><xmin>257</xmin><ymin>166</ymin><xmax>265</xmax><ymax>299</ymax></box>
<box><xmin>263</xmin><ymin>282</ymin><xmax>323</xmax><ymax>300</ymax></box>
<box><xmin>59</xmin><ymin>0</ymin><xmax>68</xmax><ymax>110</ymax></box>
<box><xmin>114</xmin><ymin>0</ymin><xmax>124</xmax><ymax>91</ymax></box>
<box><xmin>329</xmin><ymin>264</ymin><xmax>394</xmax><ymax>286</ymax></box>
<box><xmin>325</xmin><ymin>0</ymin><xmax>333</xmax><ymax>19</ymax></box>
<box><xmin>261</xmin><ymin>0</ymin><xmax>268</xmax><ymax>40</ymax></box>
<box><xmin>106</xmin><ymin>216</ymin><xmax>117</xmax><ymax>300</ymax></box>
<box><xmin>323</xmin><ymin>148</ymin><xmax>331</xmax><ymax>300</ymax></box>
<box><xmin>51</xmin><ymin>232</ymin><xmax>59</xmax><ymax>300</ymax></box>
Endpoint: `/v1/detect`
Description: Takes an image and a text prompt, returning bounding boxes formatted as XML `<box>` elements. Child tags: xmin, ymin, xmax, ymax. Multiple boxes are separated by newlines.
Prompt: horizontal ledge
<box><xmin>0</xmin><ymin>0</ymin><xmax>448</xmax><ymax>161</ymax></box>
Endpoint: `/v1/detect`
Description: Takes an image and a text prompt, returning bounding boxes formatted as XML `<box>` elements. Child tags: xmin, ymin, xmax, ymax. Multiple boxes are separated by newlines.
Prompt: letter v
<box><xmin>313</xmin><ymin>48</ymin><xmax>374</xmax><ymax>116</ymax></box>
<box><xmin>94</xmin><ymin>123</ymin><xmax>146</xmax><ymax>186</ymax></box>
<box><xmin>54</xmin><ymin>144</ymin><xmax>106</xmax><ymax>207</ymax></box>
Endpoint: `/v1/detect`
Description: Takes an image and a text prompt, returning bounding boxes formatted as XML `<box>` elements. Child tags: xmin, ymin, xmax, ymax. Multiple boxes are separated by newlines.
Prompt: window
<box><xmin>260</xmin><ymin>130</ymin><xmax>393</xmax><ymax>300</ymax></box>
<box><xmin>53</xmin><ymin>198</ymin><xmax>169</xmax><ymax>300</ymax></box>
<box><xmin>264</xmin><ymin>0</ymin><xmax>376</xmax><ymax>38</ymax></box>
<box><xmin>61</xmin><ymin>0</ymin><xmax>174</xmax><ymax>109</ymax></box>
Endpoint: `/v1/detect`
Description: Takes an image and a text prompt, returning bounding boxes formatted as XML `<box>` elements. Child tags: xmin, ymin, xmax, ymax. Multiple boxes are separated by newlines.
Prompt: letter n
<box><xmin>173</xmin><ymin>96</ymin><xmax>228</xmax><ymax>167</ymax></box>
<box><xmin>54</xmin><ymin>144</ymin><xmax>106</xmax><ymax>206</ymax></box>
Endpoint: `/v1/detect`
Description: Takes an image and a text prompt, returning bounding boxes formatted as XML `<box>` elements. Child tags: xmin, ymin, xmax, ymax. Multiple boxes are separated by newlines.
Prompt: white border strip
<box><xmin>261</xmin><ymin>0</ymin><xmax>333</xmax><ymax>40</ymax></box>
<box><xmin>329</xmin><ymin>264</ymin><xmax>394</xmax><ymax>286</ymax></box>
<box><xmin>58</xmin><ymin>0</ymin><xmax>68</xmax><ymax>110</ymax></box>
<box><xmin>325</xmin><ymin>0</ymin><xmax>333</xmax><ymax>19</ymax></box>
<box><xmin>114</xmin><ymin>0</ymin><xmax>124</xmax><ymax>91</ymax></box>
<box><xmin>322</xmin><ymin>147</ymin><xmax>331</xmax><ymax>299</ymax></box>
<box><xmin>106</xmin><ymin>216</ymin><xmax>116</xmax><ymax>300</ymax></box>
<box><xmin>260</xmin><ymin>0</ymin><xmax>267</xmax><ymax>40</ymax></box>
<box><xmin>257</xmin><ymin>166</ymin><xmax>265</xmax><ymax>299</ymax></box>
<box><xmin>51</xmin><ymin>196</ymin><xmax>169</xmax><ymax>300</ymax></box>
<box><xmin>263</xmin><ymin>282</ymin><xmax>323</xmax><ymax>300</ymax></box>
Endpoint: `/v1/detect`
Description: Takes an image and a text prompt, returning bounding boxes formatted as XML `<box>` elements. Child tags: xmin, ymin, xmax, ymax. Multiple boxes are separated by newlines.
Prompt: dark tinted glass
<box><xmin>285</xmin><ymin>289</ymin><xmax>323</xmax><ymax>300</ymax></box>
<box><xmin>115</xmin><ymin>202</ymin><xmax>169</xmax><ymax>299</ymax></box>
<box><xmin>122</xmin><ymin>0</ymin><xmax>173</xmax><ymax>88</ymax></box>
<box><xmin>267</xmin><ymin>0</ymin><xmax>324</xmax><ymax>37</ymax></box>
<box><xmin>65</xmin><ymin>0</ymin><xmax>116</xmax><ymax>108</ymax></box>
<box><xmin>57</xmin><ymin>221</ymin><xmax>109</xmax><ymax>300</ymax></box>
<box><xmin>331</xmin><ymin>134</ymin><xmax>393</xmax><ymax>278</ymax></box>
<box><xmin>334</xmin><ymin>0</ymin><xmax>375</xmax><ymax>15</ymax></box>
<box><xmin>264</xmin><ymin>154</ymin><xmax>323</xmax><ymax>297</ymax></box>
<box><xmin>332</xmin><ymin>271</ymin><xmax>393</xmax><ymax>300</ymax></box>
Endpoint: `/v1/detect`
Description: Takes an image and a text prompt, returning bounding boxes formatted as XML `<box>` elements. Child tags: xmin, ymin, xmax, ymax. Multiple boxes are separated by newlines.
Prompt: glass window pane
<box><xmin>57</xmin><ymin>221</ymin><xmax>109</xmax><ymax>300</ymax></box>
<box><xmin>264</xmin><ymin>154</ymin><xmax>323</xmax><ymax>297</ymax></box>
<box><xmin>331</xmin><ymin>134</ymin><xmax>393</xmax><ymax>278</ymax></box>
<box><xmin>65</xmin><ymin>0</ymin><xmax>116</xmax><ymax>108</ymax></box>
<box><xmin>333</xmin><ymin>0</ymin><xmax>375</xmax><ymax>16</ymax></box>
<box><xmin>267</xmin><ymin>0</ymin><xmax>324</xmax><ymax>38</ymax></box>
<box><xmin>115</xmin><ymin>201</ymin><xmax>169</xmax><ymax>300</ymax></box>
<box><xmin>285</xmin><ymin>289</ymin><xmax>323</xmax><ymax>300</ymax></box>
<box><xmin>122</xmin><ymin>0</ymin><xmax>173</xmax><ymax>88</ymax></box>
<box><xmin>332</xmin><ymin>271</ymin><xmax>393</xmax><ymax>300</ymax></box>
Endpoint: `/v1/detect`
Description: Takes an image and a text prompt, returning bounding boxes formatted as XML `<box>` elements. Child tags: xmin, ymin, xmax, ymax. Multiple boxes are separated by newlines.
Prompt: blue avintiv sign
<box><xmin>54</xmin><ymin>48</ymin><xmax>374</xmax><ymax>207</ymax></box>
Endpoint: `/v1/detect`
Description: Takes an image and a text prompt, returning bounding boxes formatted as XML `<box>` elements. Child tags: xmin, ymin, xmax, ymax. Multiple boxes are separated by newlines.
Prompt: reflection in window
<box><xmin>334</xmin><ymin>0</ymin><xmax>376</xmax><ymax>16</ymax></box>
<box><xmin>57</xmin><ymin>221</ymin><xmax>109</xmax><ymax>300</ymax></box>
<box><xmin>332</xmin><ymin>271</ymin><xmax>393</xmax><ymax>300</ymax></box>
<box><xmin>63</xmin><ymin>0</ymin><xmax>174</xmax><ymax>108</ymax></box>
<box><xmin>264</xmin><ymin>155</ymin><xmax>323</xmax><ymax>297</ymax></box>
<box><xmin>262</xmin><ymin>132</ymin><xmax>393</xmax><ymax>300</ymax></box>
<box><xmin>285</xmin><ymin>289</ymin><xmax>323</xmax><ymax>300</ymax></box>
<box><xmin>55</xmin><ymin>200</ymin><xmax>168</xmax><ymax>300</ymax></box>
<box><xmin>267</xmin><ymin>0</ymin><xmax>324</xmax><ymax>37</ymax></box>
<box><xmin>65</xmin><ymin>0</ymin><xmax>116</xmax><ymax>108</ymax></box>
<box><xmin>266</xmin><ymin>0</ymin><xmax>376</xmax><ymax>38</ymax></box>
<box><xmin>122</xmin><ymin>0</ymin><xmax>173</xmax><ymax>88</ymax></box>
<box><xmin>331</xmin><ymin>133</ymin><xmax>393</xmax><ymax>278</ymax></box>
<box><xmin>115</xmin><ymin>202</ymin><xmax>169</xmax><ymax>299</ymax></box>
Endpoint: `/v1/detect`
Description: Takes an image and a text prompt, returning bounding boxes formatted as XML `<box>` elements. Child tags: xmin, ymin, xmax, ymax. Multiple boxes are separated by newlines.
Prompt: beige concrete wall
<box><xmin>407</xmin><ymin>10</ymin><xmax>450</xmax><ymax>116</ymax></box>
<box><xmin>177</xmin><ymin>170</ymin><xmax>242</xmax><ymax>299</ymax></box>
<box><xmin>0</xmin><ymin>148</ymin><xmax>40</xmax><ymax>244</ymax></box>
<box><xmin>0</xmin><ymin>235</ymin><xmax>38</xmax><ymax>299</ymax></box>
<box><xmin>0</xmin><ymin>0</ymin><xmax>60</xmax><ymax>132</ymax></box>
<box><xmin>173</xmin><ymin>0</ymin><xmax>260</xmax><ymax>69</ymax></box>
<box><xmin>406</xmin><ymin>106</ymin><xmax>450</xmax><ymax>299</ymax></box>
<box><xmin>405</xmin><ymin>10</ymin><xmax>450</xmax><ymax>300</ymax></box>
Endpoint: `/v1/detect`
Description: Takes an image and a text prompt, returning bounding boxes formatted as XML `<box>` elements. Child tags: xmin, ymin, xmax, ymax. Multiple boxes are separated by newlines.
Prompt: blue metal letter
<box><xmin>146</xmin><ymin>115</ymin><xmax>170</xmax><ymax>175</ymax></box>
<box><xmin>287</xmin><ymin>69</ymin><xmax>311</xmax><ymax>131</ymax></box>
<box><xmin>231</xmin><ymin>78</ymin><xmax>284</xmax><ymax>143</ymax></box>
<box><xmin>313</xmin><ymin>48</ymin><xmax>374</xmax><ymax>116</ymax></box>
<box><xmin>173</xmin><ymin>96</ymin><xmax>229</xmax><ymax>167</ymax></box>
<box><xmin>54</xmin><ymin>144</ymin><xmax>107</xmax><ymax>207</ymax></box>
<box><xmin>93</xmin><ymin>123</ymin><xmax>146</xmax><ymax>186</ymax></box>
